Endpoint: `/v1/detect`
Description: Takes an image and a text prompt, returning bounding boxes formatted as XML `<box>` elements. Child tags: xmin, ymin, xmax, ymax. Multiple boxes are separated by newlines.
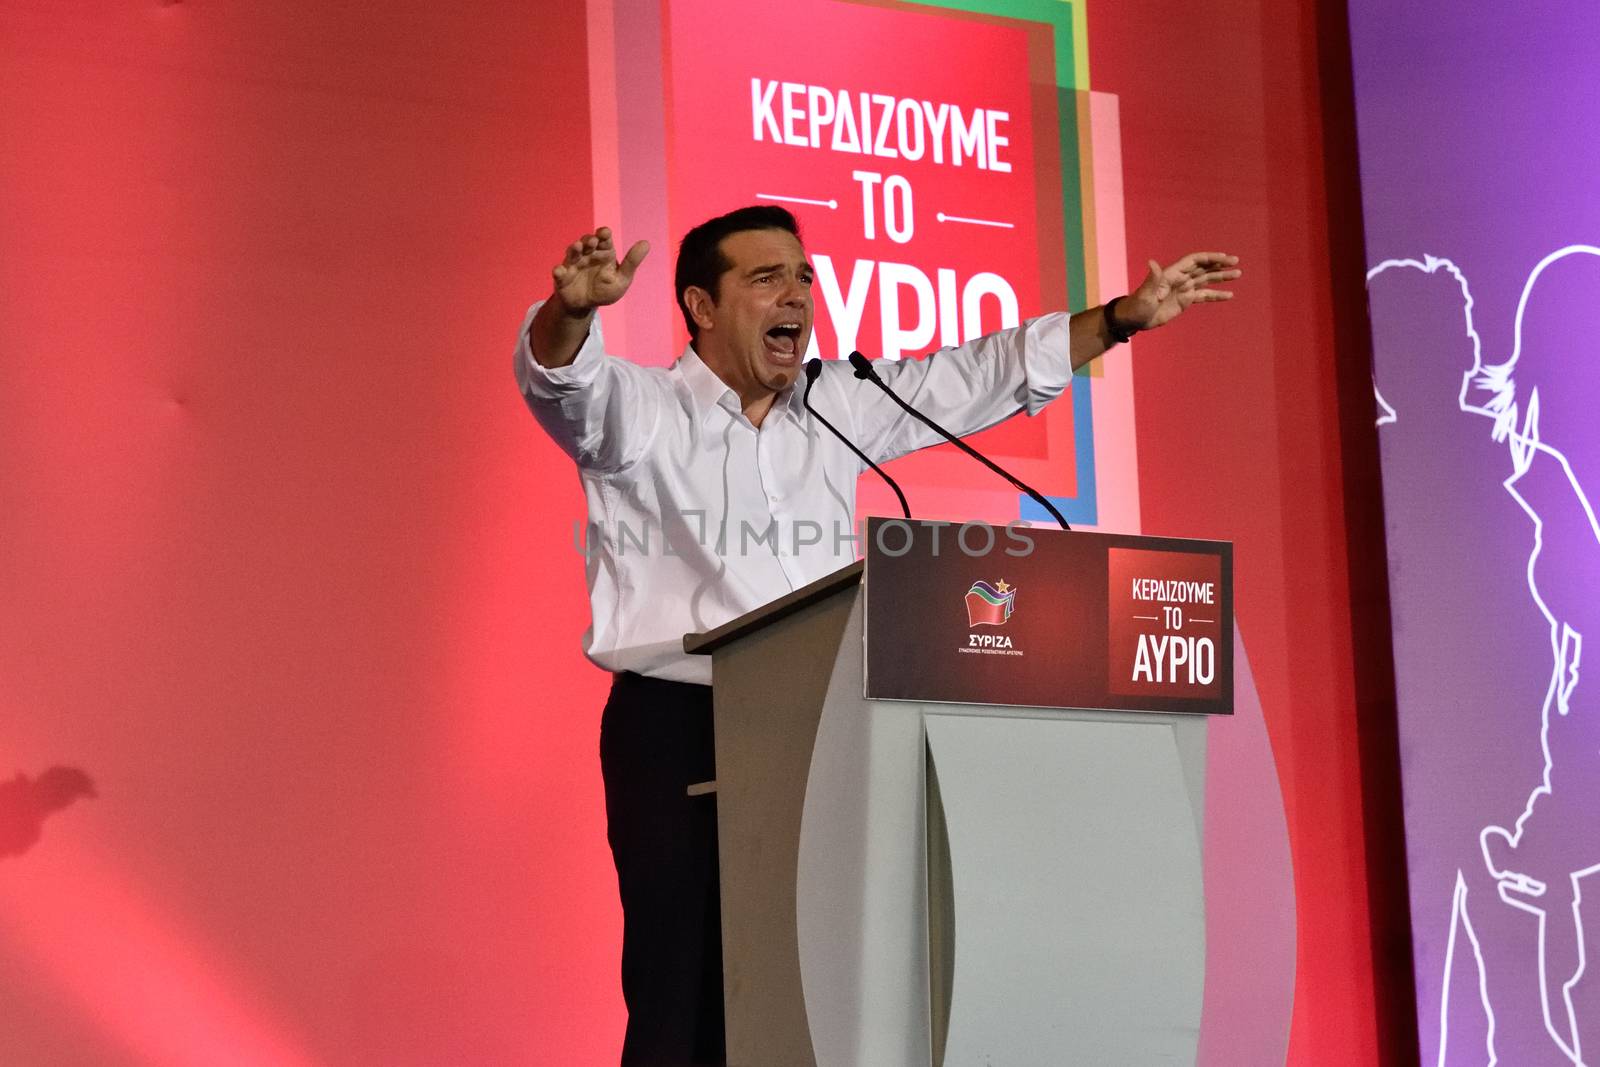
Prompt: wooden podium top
<box><xmin>682</xmin><ymin>560</ymin><xmax>863</xmax><ymax>656</ymax></box>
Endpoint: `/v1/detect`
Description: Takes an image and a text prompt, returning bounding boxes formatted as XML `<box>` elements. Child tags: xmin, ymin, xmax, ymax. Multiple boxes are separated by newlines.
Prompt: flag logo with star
<box><xmin>965</xmin><ymin>579</ymin><xmax>1018</xmax><ymax>627</ymax></box>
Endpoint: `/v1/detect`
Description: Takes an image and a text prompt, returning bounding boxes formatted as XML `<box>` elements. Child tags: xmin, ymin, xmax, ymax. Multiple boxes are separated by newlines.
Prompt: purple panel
<box><xmin>1349</xmin><ymin>6</ymin><xmax>1600</xmax><ymax>1062</ymax></box>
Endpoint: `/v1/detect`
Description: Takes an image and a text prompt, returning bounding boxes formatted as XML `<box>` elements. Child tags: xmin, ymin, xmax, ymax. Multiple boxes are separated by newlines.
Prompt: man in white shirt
<box><xmin>517</xmin><ymin>206</ymin><xmax>1237</xmax><ymax>1065</ymax></box>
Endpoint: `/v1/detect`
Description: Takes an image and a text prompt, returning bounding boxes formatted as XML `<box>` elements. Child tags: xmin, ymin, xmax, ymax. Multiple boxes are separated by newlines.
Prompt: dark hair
<box><xmin>675</xmin><ymin>205</ymin><xmax>802</xmax><ymax>340</ymax></box>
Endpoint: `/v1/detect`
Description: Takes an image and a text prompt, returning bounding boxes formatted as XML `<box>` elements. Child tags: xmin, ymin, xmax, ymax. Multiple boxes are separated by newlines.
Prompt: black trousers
<box><xmin>600</xmin><ymin>671</ymin><xmax>726</xmax><ymax>1067</ymax></box>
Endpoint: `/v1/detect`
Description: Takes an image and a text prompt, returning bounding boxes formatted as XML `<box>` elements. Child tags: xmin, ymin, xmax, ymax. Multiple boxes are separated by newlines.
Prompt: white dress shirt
<box><xmin>515</xmin><ymin>302</ymin><xmax>1075</xmax><ymax>684</ymax></box>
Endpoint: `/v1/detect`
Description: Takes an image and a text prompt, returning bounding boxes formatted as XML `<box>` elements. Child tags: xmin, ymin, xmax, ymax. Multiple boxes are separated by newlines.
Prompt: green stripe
<box><xmin>903</xmin><ymin>0</ymin><xmax>1088</xmax><ymax>311</ymax></box>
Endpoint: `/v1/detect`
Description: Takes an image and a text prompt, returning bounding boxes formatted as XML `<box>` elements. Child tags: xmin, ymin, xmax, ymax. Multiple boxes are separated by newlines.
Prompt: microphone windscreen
<box><xmin>847</xmin><ymin>351</ymin><xmax>876</xmax><ymax>380</ymax></box>
<box><xmin>804</xmin><ymin>358</ymin><xmax>822</xmax><ymax>383</ymax></box>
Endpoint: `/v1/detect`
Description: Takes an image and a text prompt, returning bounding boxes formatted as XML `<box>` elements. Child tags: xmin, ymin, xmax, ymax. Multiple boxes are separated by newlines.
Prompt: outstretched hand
<box><xmin>552</xmin><ymin>226</ymin><xmax>650</xmax><ymax>314</ymax></box>
<box><xmin>1118</xmin><ymin>252</ymin><xmax>1241</xmax><ymax>333</ymax></box>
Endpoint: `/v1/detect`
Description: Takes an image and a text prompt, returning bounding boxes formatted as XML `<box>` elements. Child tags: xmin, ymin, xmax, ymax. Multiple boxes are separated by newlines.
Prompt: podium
<box><xmin>684</xmin><ymin>519</ymin><xmax>1233</xmax><ymax>1067</ymax></box>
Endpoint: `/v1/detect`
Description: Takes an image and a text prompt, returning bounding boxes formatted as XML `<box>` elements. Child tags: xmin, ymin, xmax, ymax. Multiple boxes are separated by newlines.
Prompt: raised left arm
<box><xmin>837</xmin><ymin>251</ymin><xmax>1240</xmax><ymax>464</ymax></box>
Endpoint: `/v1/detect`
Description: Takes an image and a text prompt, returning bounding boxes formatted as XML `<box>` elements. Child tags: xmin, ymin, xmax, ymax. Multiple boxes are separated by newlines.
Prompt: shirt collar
<box><xmin>676</xmin><ymin>345</ymin><xmax>801</xmax><ymax>426</ymax></box>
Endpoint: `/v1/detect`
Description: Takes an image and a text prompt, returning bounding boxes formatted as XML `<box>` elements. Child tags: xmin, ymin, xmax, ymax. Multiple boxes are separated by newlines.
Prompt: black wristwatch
<box><xmin>1103</xmin><ymin>296</ymin><xmax>1138</xmax><ymax>344</ymax></box>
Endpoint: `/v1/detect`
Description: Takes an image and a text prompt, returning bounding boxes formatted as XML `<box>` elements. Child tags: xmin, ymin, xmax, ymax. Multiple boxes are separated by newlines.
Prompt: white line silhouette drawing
<box><xmin>1371</xmin><ymin>247</ymin><xmax>1600</xmax><ymax>1066</ymax></box>
<box><xmin>1441</xmin><ymin>870</ymin><xmax>1496</xmax><ymax>1066</ymax></box>
<box><xmin>1375</xmin><ymin>377</ymin><xmax>1397</xmax><ymax>427</ymax></box>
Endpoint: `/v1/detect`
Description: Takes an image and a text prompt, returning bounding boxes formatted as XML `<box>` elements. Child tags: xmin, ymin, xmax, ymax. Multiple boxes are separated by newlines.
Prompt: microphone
<box><xmin>846</xmin><ymin>351</ymin><xmax>1071</xmax><ymax>532</ymax></box>
<box><xmin>802</xmin><ymin>359</ymin><xmax>912</xmax><ymax>519</ymax></box>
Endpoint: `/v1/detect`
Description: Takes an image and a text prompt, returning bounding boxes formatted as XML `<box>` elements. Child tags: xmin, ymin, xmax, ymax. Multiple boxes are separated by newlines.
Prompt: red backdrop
<box><xmin>0</xmin><ymin>1</ymin><xmax>1409</xmax><ymax>1063</ymax></box>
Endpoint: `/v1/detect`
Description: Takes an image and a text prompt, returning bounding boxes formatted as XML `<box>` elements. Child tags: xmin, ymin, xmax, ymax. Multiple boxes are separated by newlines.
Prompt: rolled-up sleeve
<box><xmin>846</xmin><ymin>312</ymin><xmax>1072</xmax><ymax>464</ymax></box>
<box><xmin>514</xmin><ymin>301</ymin><xmax>661</xmax><ymax>473</ymax></box>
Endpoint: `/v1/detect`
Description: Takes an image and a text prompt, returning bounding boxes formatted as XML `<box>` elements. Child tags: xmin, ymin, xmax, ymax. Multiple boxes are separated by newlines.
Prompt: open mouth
<box><xmin>764</xmin><ymin>323</ymin><xmax>803</xmax><ymax>362</ymax></box>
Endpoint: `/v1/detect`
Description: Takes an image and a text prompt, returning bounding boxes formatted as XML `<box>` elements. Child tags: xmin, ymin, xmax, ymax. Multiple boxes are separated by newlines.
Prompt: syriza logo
<box><xmin>966</xmin><ymin>579</ymin><xmax>1016</xmax><ymax>626</ymax></box>
<box><xmin>961</xmin><ymin>579</ymin><xmax>1022</xmax><ymax>656</ymax></box>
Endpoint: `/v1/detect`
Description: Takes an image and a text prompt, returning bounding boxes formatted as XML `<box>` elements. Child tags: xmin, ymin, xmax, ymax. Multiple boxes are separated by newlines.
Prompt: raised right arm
<box><xmin>516</xmin><ymin>227</ymin><xmax>660</xmax><ymax>472</ymax></box>
<box><xmin>528</xmin><ymin>226</ymin><xmax>649</xmax><ymax>367</ymax></box>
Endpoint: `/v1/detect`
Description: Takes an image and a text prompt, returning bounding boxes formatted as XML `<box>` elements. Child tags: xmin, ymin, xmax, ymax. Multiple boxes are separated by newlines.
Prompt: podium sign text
<box><xmin>863</xmin><ymin>518</ymin><xmax>1233</xmax><ymax>714</ymax></box>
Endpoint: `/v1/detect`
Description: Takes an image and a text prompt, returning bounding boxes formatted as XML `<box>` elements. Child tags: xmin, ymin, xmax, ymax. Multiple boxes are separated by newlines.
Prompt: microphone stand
<box><xmin>846</xmin><ymin>351</ymin><xmax>1070</xmax><ymax>531</ymax></box>
<box><xmin>802</xmin><ymin>359</ymin><xmax>912</xmax><ymax>519</ymax></box>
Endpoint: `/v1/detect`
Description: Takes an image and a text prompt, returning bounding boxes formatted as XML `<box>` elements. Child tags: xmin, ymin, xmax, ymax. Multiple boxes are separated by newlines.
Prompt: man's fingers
<box><xmin>562</xmin><ymin>242</ymin><xmax>597</xmax><ymax>273</ymax></box>
<box><xmin>1138</xmin><ymin>252</ymin><xmax>1240</xmax><ymax>284</ymax></box>
<box><xmin>618</xmin><ymin>240</ymin><xmax>651</xmax><ymax>278</ymax></box>
<box><xmin>1186</xmin><ymin>289</ymin><xmax>1235</xmax><ymax>303</ymax></box>
<box><xmin>1174</xmin><ymin>272</ymin><xmax>1233</xmax><ymax>291</ymax></box>
<box><xmin>1168</xmin><ymin>252</ymin><xmax>1239</xmax><ymax>275</ymax></box>
<box><xmin>554</xmin><ymin>228</ymin><xmax>644</xmax><ymax>296</ymax></box>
